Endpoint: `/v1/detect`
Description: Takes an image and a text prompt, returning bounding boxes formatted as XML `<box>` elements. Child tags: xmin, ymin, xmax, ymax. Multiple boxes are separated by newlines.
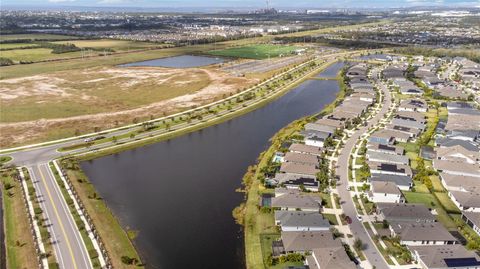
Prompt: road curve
<box><xmin>336</xmin><ymin>70</ymin><xmax>391</xmax><ymax>269</ymax></box>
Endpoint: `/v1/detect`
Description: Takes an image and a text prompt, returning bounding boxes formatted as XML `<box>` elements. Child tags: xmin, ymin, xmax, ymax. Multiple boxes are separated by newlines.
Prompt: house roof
<box><xmin>395</xmin><ymin>111</ymin><xmax>426</xmax><ymax>123</ymax></box>
<box><xmin>370</xmin><ymin>129</ymin><xmax>410</xmax><ymax>141</ymax></box>
<box><xmin>376</xmin><ymin>203</ymin><xmax>435</xmax><ymax>222</ymax></box>
<box><xmin>450</xmin><ymin>190</ymin><xmax>480</xmax><ymax>209</ymax></box>
<box><xmin>463</xmin><ymin>211</ymin><xmax>480</xmax><ymax>228</ymax></box>
<box><xmin>272</xmin><ymin>189</ymin><xmax>322</xmax><ymax>210</ymax></box>
<box><xmin>284</xmin><ymin>152</ymin><xmax>319</xmax><ymax>166</ymax></box>
<box><xmin>370</xmin><ymin>173</ymin><xmax>412</xmax><ymax>187</ymax></box>
<box><xmin>409</xmin><ymin>245</ymin><xmax>480</xmax><ymax>268</ymax></box>
<box><xmin>436</xmin><ymin>137</ymin><xmax>480</xmax><ymax>152</ymax></box>
<box><xmin>436</xmin><ymin>145</ymin><xmax>480</xmax><ymax>163</ymax></box>
<box><xmin>304</xmin><ymin>123</ymin><xmax>336</xmax><ymax>134</ymax></box>
<box><xmin>366</xmin><ymin>150</ymin><xmax>409</xmax><ymax>165</ymax></box>
<box><xmin>308</xmin><ymin>245</ymin><xmax>357</xmax><ymax>269</ymax></box>
<box><xmin>315</xmin><ymin>118</ymin><xmax>344</xmax><ymax>129</ymax></box>
<box><xmin>391</xmin><ymin>118</ymin><xmax>425</xmax><ymax>130</ymax></box>
<box><xmin>289</xmin><ymin>143</ymin><xmax>323</xmax><ymax>156</ymax></box>
<box><xmin>371</xmin><ymin>181</ymin><xmax>402</xmax><ymax>195</ymax></box>
<box><xmin>439</xmin><ymin>173</ymin><xmax>480</xmax><ymax>192</ymax></box>
<box><xmin>367</xmin><ymin>143</ymin><xmax>405</xmax><ymax>155</ymax></box>
<box><xmin>433</xmin><ymin>159</ymin><xmax>480</xmax><ymax>178</ymax></box>
<box><xmin>368</xmin><ymin>161</ymin><xmax>412</xmax><ymax>175</ymax></box>
<box><xmin>281</xmin><ymin>231</ymin><xmax>337</xmax><ymax>252</ymax></box>
<box><xmin>280</xmin><ymin>162</ymin><xmax>319</xmax><ymax>176</ymax></box>
<box><xmin>390</xmin><ymin>221</ymin><xmax>457</xmax><ymax>242</ymax></box>
<box><xmin>274</xmin><ymin>210</ymin><xmax>329</xmax><ymax>229</ymax></box>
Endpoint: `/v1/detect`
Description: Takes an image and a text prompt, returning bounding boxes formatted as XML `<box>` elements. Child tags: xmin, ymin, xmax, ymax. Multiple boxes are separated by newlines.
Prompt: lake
<box><xmin>315</xmin><ymin>61</ymin><xmax>346</xmax><ymax>78</ymax></box>
<box><xmin>119</xmin><ymin>55</ymin><xmax>225</xmax><ymax>68</ymax></box>
<box><xmin>81</xmin><ymin>76</ymin><xmax>341</xmax><ymax>269</ymax></box>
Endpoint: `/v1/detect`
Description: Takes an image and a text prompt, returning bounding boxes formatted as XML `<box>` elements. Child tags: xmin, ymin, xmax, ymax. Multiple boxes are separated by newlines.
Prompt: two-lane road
<box><xmin>29</xmin><ymin>163</ymin><xmax>92</xmax><ymax>269</ymax></box>
<box><xmin>336</xmin><ymin>71</ymin><xmax>392</xmax><ymax>269</ymax></box>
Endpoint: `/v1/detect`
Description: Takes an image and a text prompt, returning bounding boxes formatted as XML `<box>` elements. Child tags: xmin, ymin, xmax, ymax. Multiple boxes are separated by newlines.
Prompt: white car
<box><xmin>357</xmin><ymin>215</ymin><xmax>363</xmax><ymax>221</ymax></box>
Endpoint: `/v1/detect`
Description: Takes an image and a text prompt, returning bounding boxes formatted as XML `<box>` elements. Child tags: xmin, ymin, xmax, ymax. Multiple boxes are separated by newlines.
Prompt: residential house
<box><xmin>409</xmin><ymin>245</ymin><xmax>480</xmax><ymax>269</ymax></box>
<box><xmin>305</xmin><ymin>243</ymin><xmax>357</xmax><ymax>269</ymax></box>
<box><xmin>272</xmin><ymin>188</ymin><xmax>322</xmax><ymax>212</ymax></box>
<box><xmin>369</xmin><ymin>173</ymin><xmax>412</xmax><ymax>191</ymax></box>
<box><xmin>281</xmin><ymin>231</ymin><xmax>337</xmax><ymax>253</ymax></box>
<box><xmin>367</xmin><ymin>143</ymin><xmax>405</xmax><ymax>155</ymax></box>
<box><xmin>368</xmin><ymin>161</ymin><xmax>413</xmax><ymax>177</ymax></box>
<box><xmin>463</xmin><ymin>211</ymin><xmax>480</xmax><ymax>237</ymax></box>
<box><xmin>439</xmin><ymin>173</ymin><xmax>479</xmax><ymax>192</ymax></box>
<box><xmin>376</xmin><ymin>203</ymin><xmax>435</xmax><ymax>223</ymax></box>
<box><xmin>366</xmin><ymin>150</ymin><xmax>409</xmax><ymax>165</ymax></box>
<box><xmin>284</xmin><ymin>152</ymin><xmax>319</xmax><ymax>166</ymax></box>
<box><xmin>368</xmin><ymin>181</ymin><xmax>405</xmax><ymax>203</ymax></box>
<box><xmin>436</xmin><ymin>145</ymin><xmax>480</xmax><ymax>164</ymax></box>
<box><xmin>398</xmin><ymin>99</ymin><xmax>428</xmax><ymax>113</ymax></box>
<box><xmin>280</xmin><ymin>162</ymin><xmax>319</xmax><ymax>177</ymax></box>
<box><xmin>448</xmin><ymin>190</ymin><xmax>480</xmax><ymax>212</ymax></box>
<box><xmin>274</xmin><ymin>211</ymin><xmax>330</xmax><ymax>232</ymax></box>
<box><xmin>389</xmin><ymin>221</ymin><xmax>457</xmax><ymax>246</ymax></box>
<box><xmin>433</xmin><ymin>159</ymin><xmax>480</xmax><ymax>178</ymax></box>
<box><xmin>289</xmin><ymin>143</ymin><xmax>323</xmax><ymax>156</ymax></box>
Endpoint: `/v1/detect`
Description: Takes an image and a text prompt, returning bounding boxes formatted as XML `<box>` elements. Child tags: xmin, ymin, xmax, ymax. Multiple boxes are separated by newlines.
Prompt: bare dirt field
<box><xmin>0</xmin><ymin>65</ymin><xmax>257</xmax><ymax>147</ymax></box>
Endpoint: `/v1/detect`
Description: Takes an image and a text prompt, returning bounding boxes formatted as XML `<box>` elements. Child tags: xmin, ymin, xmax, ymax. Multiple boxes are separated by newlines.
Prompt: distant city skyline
<box><xmin>3</xmin><ymin>0</ymin><xmax>480</xmax><ymax>9</ymax></box>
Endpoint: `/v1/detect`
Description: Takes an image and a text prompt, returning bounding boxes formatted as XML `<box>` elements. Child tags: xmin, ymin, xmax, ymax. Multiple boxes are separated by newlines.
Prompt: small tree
<box><xmin>354</xmin><ymin>238</ymin><xmax>364</xmax><ymax>251</ymax></box>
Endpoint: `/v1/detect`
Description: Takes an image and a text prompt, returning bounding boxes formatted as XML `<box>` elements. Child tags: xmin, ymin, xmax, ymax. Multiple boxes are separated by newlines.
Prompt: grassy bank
<box><xmin>60</xmin><ymin>159</ymin><xmax>143</xmax><ymax>269</ymax></box>
<box><xmin>1</xmin><ymin>168</ymin><xmax>38</xmax><ymax>269</ymax></box>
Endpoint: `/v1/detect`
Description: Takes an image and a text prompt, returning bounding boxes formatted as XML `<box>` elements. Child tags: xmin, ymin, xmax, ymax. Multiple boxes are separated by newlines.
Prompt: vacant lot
<box><xmin>0</xmin><ymin>65</ymin><xmax>257</xmax><ymax>147</ymax></box>
<box><xmin>208</xmin><ymin>44</ymin><xmax>299</xmax><ymax>59</ymax></box>
<box><xmin>0</xmin><ymin>47</ymin><xmax>88</xmax><ymax>62</ymax></box>
<box><xmin>0</xmin><ymin>43</ymin><xmax>40</xmax><ymax>49</ymax></box>
<box><xmin>52</xmin><ymin>39</ymin><xmax>164</xmax><ymax>51</ymax></box>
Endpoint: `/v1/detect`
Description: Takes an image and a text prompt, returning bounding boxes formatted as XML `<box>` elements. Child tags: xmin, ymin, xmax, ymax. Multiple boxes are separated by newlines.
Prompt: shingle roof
<box><xmin>289</xmin><ymin>143</ymin><xmax>323</xmax><ymax>156</ymax></box>
<box><xmin>284</xmin><ymin>152</ymin><xmax>319</xmax><ymax>166</ymax></box>
<box><xmin>280</xmin><ymin>162</ymin><xmax>319</xmax><ymax>176</ymax></box>
<box><xmin>371</xmin><ymin>181</ymin><xmax>402</xmax><ymax>195</ymax></box>
<box><xmin>450</xmin><ymin>190</ymin><xmax>480</xmax><ymax>209</ymax></box>
<box><xmin>390</xmin><ymin>221</ymin><xmax>457</xmax><ymax>242</ymax></box>
<box><xmin>275</xmin><ymin>211</ymin><xmax>329</xmax><ymax>230</ymax></box>
<box><xmin>409</xmin><ymin>245</ymin><xmax>480</xmax><ymax>268</ymax></box>
<box><xmin>370</xmin><ymin>173</ymin><xmax>412</xmax><ymax>188</ymax></box>
<box><xmin>281</xmin><ymin>231</ymin><xmax>337</xmax><ymax>252</ymax></box>
<box><xmin>272</xmin><ymin>190</ymin><xmax>322</xmax><ymax>210</ymax></box>
<box><xmin>376</xmin><ymin>203</ymin><xmax>435</xmax><ymax>222</ymax></box>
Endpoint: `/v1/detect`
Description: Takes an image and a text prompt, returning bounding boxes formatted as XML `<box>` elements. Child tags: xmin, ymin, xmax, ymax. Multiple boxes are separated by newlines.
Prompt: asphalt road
<box><xmin>29</xmin><ymin>163</ymin><xmax>92</xmax><ymax>269</ymax></box>
<box><xmin>336</xmin><ymin>70</ymin><xmax>392</xmax><ymax>269</ymax></box>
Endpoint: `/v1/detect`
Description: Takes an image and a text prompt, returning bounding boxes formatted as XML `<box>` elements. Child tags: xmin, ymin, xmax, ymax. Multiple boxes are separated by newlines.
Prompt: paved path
<box><xmin>29</xmin><ymin>163</ymin><xmax>92</xmax><ymax>269</ymax></box>
<box><xmin>336</xmin><ymin>69</ymin><xmax>392</xmax><ymax>269</ymax></box>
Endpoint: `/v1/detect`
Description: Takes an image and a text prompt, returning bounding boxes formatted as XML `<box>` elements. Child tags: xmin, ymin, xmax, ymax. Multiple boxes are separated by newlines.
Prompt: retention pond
<box><xmin>81</xmin><ymin>64</ymin><xmax>343</xmax><ymax>269</ymax></box>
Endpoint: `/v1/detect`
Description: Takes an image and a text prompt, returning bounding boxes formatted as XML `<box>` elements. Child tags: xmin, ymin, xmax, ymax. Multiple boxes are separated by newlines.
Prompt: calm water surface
<box><xmin>119</xmin><ymin>55</ymin><xmax>225</xmax><ymax>68</ymax></box>
<box><xmin>315</xmin><ymin>61</ymin><xmax>345</xmax><ymax>78</ymax></box>
<box><xmin>81</xmin><ymin>78</ymin><xmax>340</xmax><ymax>269</ymax></box>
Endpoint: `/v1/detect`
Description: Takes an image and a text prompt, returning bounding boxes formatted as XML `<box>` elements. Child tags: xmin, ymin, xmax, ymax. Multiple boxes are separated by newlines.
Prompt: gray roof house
<box><xmin>409</xmin><ymin>245</ymin><xmax>480</xmax><ymax>269</ymax></box>
<box><xmin>462</xmin><ymin>211</ymin><xmax>480</xmax><ymax>237</ymax></box>
<box><xmin>395</xmin><ymin>111</ymin><xmax>426</xmax><ymax>124</ymax></box>
<box><xmin>306</xmin><ymin>243</ymin><xmax>357</xmax><ymax>269</ymax></box>
<box><xmin>448</xmin><ymin>190</ymin><xmax>480</xmax><ymax>212</ymax></box>
<box><xmin>280</xmin><ymin>162</ymin><xmax>319</xmax><ymax>177</ymax></box>
<box><xmin>433</xmin><ymin>159</ymin><xmax>480</xmax><ymax>178</ymax></box>
<box><xmin>376</xmin><ymin>203</ymin><xmax>435</xmax><ymax>223</ymax></box>
<box><xmin>366</xmin><ymin>150</ymin><xmax>410</xmax><ymax>165</ymax></box>
<box><xmin>369</xmin><ymin>173</ymin><xmax>412</xmax><ymax>191</ymax></box>
<box><xmin>281</xmin><ymin>231</ymin><xmax>337</xmax><ymax>253</ymax></box>
<box><xmin>389</xmin><ymin>221</ymin><xmax>457</xmax><ymax>245</ymax></box>
<box><xmin>314</xmin><ymin>118</ymin><xmax>344</xmax><ymax>129</ymax></box>
<box><xmin>272</xmin><ymin>189</ymin><xmax>322</xmax><ymax>212</ymax></box>
<box><xmin>289</xmin><ymin>143</ymin><xmax>323</xmax><ymax>156</ymax></box>
<box><xmin>274</xmin><ymin>211</ymin><xmax>330</xmax><ymax>232</ymax></box>
<box><xmin>304</xmin><ymin>123</ymin><xmax>336</xmax><ymax>135</ymax></box>
<box><xmin>391</xmin><ymin>118</ymin><xmax>426</xmax><ymax>131</ymax></box>
<box><xmin>284</xmin><ymin>152</ymin><xmax>319</xmax><ymax>166</ymax></box>
<box><xmin>368</xmin><ymin>161</ymin><xmax>413</xmax><ymax>177</ymax></box>
<box><xmin>439</xmin><ymin>173</ymin><xmax>479</xmax><ymax>192</ymax></box>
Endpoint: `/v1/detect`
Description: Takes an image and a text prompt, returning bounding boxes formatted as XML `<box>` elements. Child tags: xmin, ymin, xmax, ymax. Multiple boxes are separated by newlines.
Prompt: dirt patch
<box><xmin>0</xmin><ymin>65</ymin><xmax>258</xmax><ymax>147</ymax></box>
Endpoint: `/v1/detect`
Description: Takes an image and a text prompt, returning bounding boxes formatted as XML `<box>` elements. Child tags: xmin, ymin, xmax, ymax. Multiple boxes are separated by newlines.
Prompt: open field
<box><xmin>0</xmin><ymin>64</ymin><xmax>257</xmax><ymax>147</ymax></box>
<box><xmin>52</xmin><ymin>39</ymin><xmax>164</xmax><ymax>51</ymax></box>
<box><xmin>0</xmin><ymin>47</ymin><xmax>89</xmax><ymax>62</ymax></box>
<box><xmin>1</xmin><ymin>169</ymin><xmax>39</xmax><ymax>269</ymax></box>
<box><xmin>0</xmin><ymin>33</ymin><xmax>79</xmax><ymax>41</ymax></box>
<box><xmin>208</xmin><ymin>44</ymin><xmax>299</xmax><ymax>59</ymax></box>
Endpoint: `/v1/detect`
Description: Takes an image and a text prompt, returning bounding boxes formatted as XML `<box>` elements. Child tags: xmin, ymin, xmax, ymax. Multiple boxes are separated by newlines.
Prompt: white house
<box><xmin>368</xmin><ymin>181</ymin><xmax>405</xmax><ymax>204</ymax></box>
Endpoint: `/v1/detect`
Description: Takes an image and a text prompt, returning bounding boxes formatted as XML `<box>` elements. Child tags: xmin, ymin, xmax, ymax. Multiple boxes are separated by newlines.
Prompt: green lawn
<box><xmin>52</xmin><ymin>39</ymin><xmax>163</xmax><ymax>52</ymax></box>
<box><xmin>434</xmin><ymin>192</ymin><xmax>461</xmax><ymax>214</ymax></box>
<box><xmin>1</xmin><ymin>48</ymin><xmax>87</xmax><ymax>62</ymax></box>
<box><xmin>0</xmin><ymin>43</ymin><xmax>40</xmax><ymax>49</ymax></box>
<box><xmin>319</xmin><ymin>193</ymin><xmax>333</xmax><ymax>208</ymax></box>
<box><xmin>208</xmin><ymin>44</ymin><xmax>299</xmax><ymax>59</ymax></box>
<box><xmin>429</xmin><ymin>175</ymin><xmax>444</xmax><ymax>192</ymax></box>
<box><xmin>323</xmin><ymin>213</ymin><xmax>339</xmax><ymax>225</ymax></box>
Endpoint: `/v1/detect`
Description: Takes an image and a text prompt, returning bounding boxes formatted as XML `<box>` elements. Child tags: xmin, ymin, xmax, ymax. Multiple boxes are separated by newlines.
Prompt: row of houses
<box><xmin>263</xmin><ymin>63</ymin><xmax>380</xmax><ymax>268</ymax></box>
<box><xmin>432</xmin><ymin>101</ymin><xmax>480</xmax><ymax>241</ymax></box>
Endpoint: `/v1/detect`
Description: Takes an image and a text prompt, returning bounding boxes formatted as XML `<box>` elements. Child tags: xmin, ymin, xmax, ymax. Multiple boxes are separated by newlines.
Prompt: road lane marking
<box><xmin>29</xmin><ymin>167</ymin><xmax>66</xmax><ymax>269</ymax></box>
<box><xmin>44</xmin><ymin>163</ymin><xmax>92</xmax><ymax>269</ymax></box>
<box><xmin>37</xmin><ymin>164</ymin><xmax>79</xmax><ymax>269</ymax></box>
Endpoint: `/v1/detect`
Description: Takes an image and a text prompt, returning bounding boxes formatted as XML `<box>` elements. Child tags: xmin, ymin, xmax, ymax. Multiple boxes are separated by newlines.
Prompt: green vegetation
<box><xmin>0</xmin><ymin>156</ymin><xmax>13</xmax><ymax>167</ymax></box>
<box><xmin>0</xmin><ymin>33</ymin><xmax>80</xmax><ymax>42</ymax></box>
<box><xmin>1</xmin><ymin>168</ymin><xmax>38</xmax><ymax>269</ymax></box>
<box><xmin>393</xmin><ymin>46</ymin><xmax>480</xmax><ymax>63</ymax></box>
<box><xmin>208</xmin><ymin>44</ymin><xmax>299</xmax><ymax>59</ymax></box>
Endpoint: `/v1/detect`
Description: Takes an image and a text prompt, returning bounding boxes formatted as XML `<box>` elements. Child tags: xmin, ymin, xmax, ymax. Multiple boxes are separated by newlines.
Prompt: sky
<box><xmin>2</xmin><ymin>0</ymin><xmax>480</xmax><ymax>9</ymax></box>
